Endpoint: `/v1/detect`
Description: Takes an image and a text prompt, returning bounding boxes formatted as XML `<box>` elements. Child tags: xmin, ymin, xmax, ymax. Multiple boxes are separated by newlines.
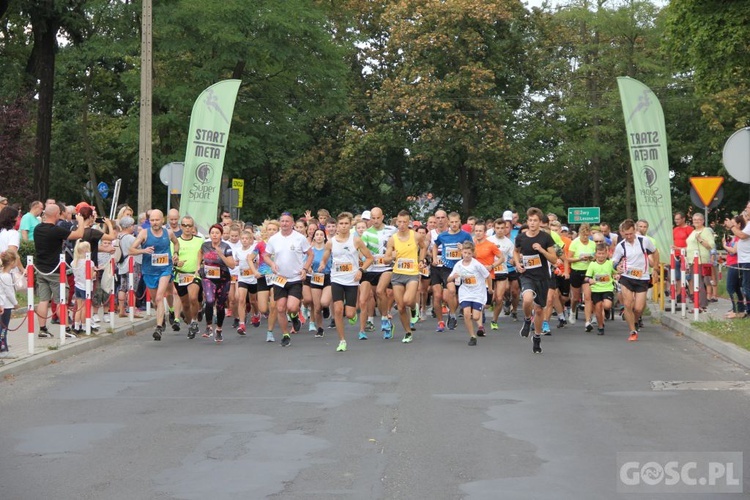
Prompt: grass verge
<box><xmin>692</xmin><ymin>318</ymin><xmax>750</xmax><ymax>351</ymax></box>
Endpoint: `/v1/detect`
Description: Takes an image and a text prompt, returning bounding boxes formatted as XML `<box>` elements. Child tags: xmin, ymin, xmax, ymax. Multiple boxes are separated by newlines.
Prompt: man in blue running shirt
<box><xmin>432</xmin><ymin>212</ymin><xmax>473</xmax><ymax>330</ymax></box>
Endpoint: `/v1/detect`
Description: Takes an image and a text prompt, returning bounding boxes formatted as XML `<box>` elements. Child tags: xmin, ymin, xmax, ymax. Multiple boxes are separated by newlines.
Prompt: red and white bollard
<box><xmin>26</xmin><ymin>256</ymin><xmax>35</xmax><ymax>354</ymax></box>
<box><xmin>109</xmin><ymin>257</ymin><xmax>116</xmax><ymax>331</ymax></box>
<box><xmin>146</xmin><ymin>288</ymin><xmax>152</xmax><ymax>317</ymax></box>
<box><xmin>85</xmin><ymin>252</ymin><xmax>93</xmax><ymax>335</ymax></box>
<box><xmin>680</xmin><ymin>248</ymin><xmax>688</xmax><ymax>318</ymax></box>
<box><xmin>669</xmin><ymin>249</ymin><xmax>676</xmax><ymax>314</ymax></box>
<box><xmin>128</xmin><ymin>256</ymin><xmax>135</xmax><ymax>322</ymax></box>
<box><xmin>59</xmin><ymin>254</ymin><xmax>68</xmax><ymax>345</ymax></box>
<box><xmin>693</xmin><ymin>250</ymin><xmax>700</xmax><ymax>321</ymax></box>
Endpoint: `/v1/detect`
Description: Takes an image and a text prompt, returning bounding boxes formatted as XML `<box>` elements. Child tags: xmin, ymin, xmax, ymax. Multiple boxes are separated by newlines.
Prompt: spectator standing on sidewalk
<box><xmin>20</xmin><ymin>201</ymin><xmax>43</xmax><ymax>242</ymax></box>
<box><xmin>722</xmin><ymin>215</ymin><xmax>745</xmax><ymax>318</ymax></box>
<box><xmin>725</xmin><ymin>210</ymin><xmax>750</xmax><ymax>317</ymax></box>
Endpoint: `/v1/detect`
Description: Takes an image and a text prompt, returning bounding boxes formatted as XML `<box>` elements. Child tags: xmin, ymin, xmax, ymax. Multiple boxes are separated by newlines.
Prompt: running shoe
<box><xmin>266</xmin><ymin>331</ymin><xmax>275</xmax><ymax>342</ymax></box>
<box><xmin>410</xmin><ymin>315</ymin><xmax>418</xmax><ymax>329</ymax></box>
<box><xmin>383</xmin><ymin>329</ymin><xmax>392</xmax><ymax>340</ymax></box>
<box><xmin>490</xmin><ymin>321</ymin><xmax>498</xmax><ymax>331</ymax></box>
<box><xmin>557</xmin><ymin>317</ymin><xmax>567</xmax><ymax>329</ymax></box>
<box><xmin>153</xmin><ymin>325</ymin><xmax>163</xmax><ymax>341</ymax></box>
<box><xmin>168</xmin><ymin>310</ymin><xmax>175</xmax><ymax>325</ymax></box>
<box><xmin>188</xmin><ymin>321</ymin><xmax>199</xmax><ymax>339</ymax></box>
<box><xmin>336</xmin><ymin>340</ymin><xmax>347</xmax><ymax>352</ymax></box>
<box><xmin>519</xmin><ymin>319</ymin><xmax>531</xmax><ymax>338</ymax></box>
<box><xmin>358</xmin><ymin>331</ymin><xmax>368</xmax><ymax>340</ymax></box>
<box><xmin>215</xmin><ymin>330</ymin><xmax>223</xmax><ymax>343</ymax></box>
<box><xmin>447</xmin><ymin>316</ymin><xmax>458</xmax><ymax>330</ymax></box>
<box><xmin>322</xmin><ymin>307</ymin><xmax>330</xmax><ymax>319</ymax></box>
<box><xmin>251</xmin><ymin>314</ymin><xmax>261</xmax><ymax>327</ymax></box>
<box><xmin>365</xmin><ymin>320</ymin><xmax>375</xmax><ymax>332</ymax></box>
<box><xmin>232</xmin><ymin>318</ymin><xmax>240</xmax><ymax>329</ymax></box>
<box><xmin>436</xmin><ymin>321</ymin><xmax>445</xmax><ymax>332</ymax></box>
<box><xmin>38</xmin><ymin>326</ymin><xmax>53</xmax><ymax>338</ymax></box>
<box><xmin>348</xmin><ymin>313</ymin><xmax>358</xmax><ymax>326</ymax></box>
<box><xmin>503</xmin><ymin>300</ymin><xmax>511</xmax><ymax>316</ymax></box>
<box><xmin>281</xmin><ymin>334</ymin><xmax>291</xmax><ymax>347</ymax></box>
<box><xmin>511</xmin><ymin>311</ymin><xmax>518</xmax><ymax>321</ymax></box>
<box><xmin>468</xmin><ymin>336</ymin><xmax>477</xmax><ymax>346</ymax></box>
<box><xmin>380</xmin><ymin>317</ymin><xmax>392</xmax><ymax>333</ymax></box>
<box><xmin>202</xmin><ymin>326</ymin><xmax>213</xmax><ymax>338</ymax></box>
<box><xmin>636</xmin><ymin>317</ymin><xmax>643</xmax><ymax>330</ymax></box>
<box><xmin>402</xmin><ymin>333</ymin><xmax>413</xmax><ymax>343</ymax></box>
<box><xmin>290</xmin><ymin>313</ymin><xmax>301</xmax><ymax>333</ymax></box>
<box><xmin>477</xmin><ymin>326</ymin><xmax>485</xmax><ymax>337</ymax></box>
<box><xmin>628</xmin><ymin>331</ymin><xmax>638</xmax><ymax>342</ymax></box>
<box><xmin>597</xmin><ymin>327</ymin><xmax>605</xmax><ymax>336</ymax></box>
<box><xmin>315</xmin><ymin>327</ymin><xmax>324</xmax><ymax>338</ymax></box>
<box><xmin>568</xmin><ymin>313</ymin><xmax>576</xmax><ymax>325</ymax></box>
<box><xmin>532</xmin><ymin>335</ymin><xmax>542</xmax><ymax>354</ymax></box>
<box><xmin>309</xmin><ymin>321</ymin><xmax>317</xmax><ymax>332</ymax></box>
<box><xmin>542</xmin><ymin>321</ymin><xmax>551</xmax><ymax>334</ymax></box>
<box><xmin>329</xmin><ymin>319</ymin><xmax>336</xmax><ymax>329</ymax></box>
<box><xmin>172</xmin><ymin>320</ymin><xmax>181</xmax><ymax>332</ymax></box>
<box><xmin>585</xmin><ymin>322</ymin><xmax>593</xmax><ymax>333</ymax></box>
<box><xmin>237</xmin><ymin>324</ymin><xmax>246</xmax><ymax>335</ymax></box>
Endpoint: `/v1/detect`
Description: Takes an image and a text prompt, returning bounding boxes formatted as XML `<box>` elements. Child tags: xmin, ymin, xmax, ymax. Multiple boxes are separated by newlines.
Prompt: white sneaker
<box><xmin>568</xmin><ymin>313</ymin><xmax>576</xmax><ymax>325</ymax></box>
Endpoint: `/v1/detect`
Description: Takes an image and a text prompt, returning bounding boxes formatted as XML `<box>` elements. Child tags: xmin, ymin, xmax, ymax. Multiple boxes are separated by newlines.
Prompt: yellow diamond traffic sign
<box><xmin>689</xmin><ymin>177</ymin><xmax>724</xmax><ymax>208</ymax></box>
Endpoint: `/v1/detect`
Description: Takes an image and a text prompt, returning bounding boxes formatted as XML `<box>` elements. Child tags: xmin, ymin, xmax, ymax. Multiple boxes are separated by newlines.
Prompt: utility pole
<box><xmin>138</xmin><ymin>0</ymin><xmax>153</xmax><ymax>214</ymax></box>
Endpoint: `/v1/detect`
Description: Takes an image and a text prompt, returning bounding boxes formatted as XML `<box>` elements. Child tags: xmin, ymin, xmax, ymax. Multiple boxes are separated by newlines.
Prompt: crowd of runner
<box><xmin>1</xmin><ymin>195</ymin><xmax>749</xmax><ymax>356</ymax></box>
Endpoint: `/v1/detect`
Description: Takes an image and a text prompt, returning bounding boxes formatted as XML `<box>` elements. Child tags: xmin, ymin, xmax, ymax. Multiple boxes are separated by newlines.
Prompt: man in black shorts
<box><xmin>513</xmin><ymin>207</ymin><xmax>558</xmax><ymax>354</ymax></box>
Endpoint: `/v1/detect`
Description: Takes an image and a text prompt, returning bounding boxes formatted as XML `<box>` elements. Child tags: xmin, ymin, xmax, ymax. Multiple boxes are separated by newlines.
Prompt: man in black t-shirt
<box><xmin>33</xmin><ymin>204</ymin><xmax>85</xmax><ymax>337</ymax></box>
<box><xmin>514</xmin><ymin>207</ymin><xmax>558</xmax><ymax>354</ymax></box>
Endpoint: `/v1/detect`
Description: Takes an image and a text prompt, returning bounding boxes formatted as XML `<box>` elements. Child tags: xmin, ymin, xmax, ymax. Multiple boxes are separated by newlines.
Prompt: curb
<box><xmin>652</xmin><ymin>306</ymin><xmax>750</xmax><ymax>370</ymax></box>
<box><xmin>0</xmin><ymin>317</ymin><xmax>157</xmax><ymax>380</ymax></box>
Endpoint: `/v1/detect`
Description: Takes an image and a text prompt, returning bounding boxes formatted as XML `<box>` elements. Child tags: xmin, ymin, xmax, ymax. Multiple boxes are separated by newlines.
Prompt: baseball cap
<box><xmin>362</xmin><ymin>210</ymin><xmax>372</xmax><ymax>220</ymax></box>
<box><xmin>561</xmin><ymin>226</ymin><xmax>570</xmax><ymax>232</ymax></box>
<box><xmin>502</xmin><ymin>210</ymin><xmax>513</xmax><ymax>221</ymax></box>
<box><xmin>76</xmin><ymin>201</ymin><xmax>94</xmax><ymax>213</ymax></box>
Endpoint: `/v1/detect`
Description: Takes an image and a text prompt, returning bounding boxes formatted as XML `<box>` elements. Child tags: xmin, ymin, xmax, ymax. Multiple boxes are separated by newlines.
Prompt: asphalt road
<box><xmin>1</xmin><ymin>312</ymin><xmax>749</xmax><ymax>499</ymax></box>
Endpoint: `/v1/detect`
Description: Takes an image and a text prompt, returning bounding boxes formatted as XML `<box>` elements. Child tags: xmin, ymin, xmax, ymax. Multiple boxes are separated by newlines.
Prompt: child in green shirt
<box><xmin>585</xmin><ymin>244</ymin><xmax>617</xmax><ymax>335</ymax></box>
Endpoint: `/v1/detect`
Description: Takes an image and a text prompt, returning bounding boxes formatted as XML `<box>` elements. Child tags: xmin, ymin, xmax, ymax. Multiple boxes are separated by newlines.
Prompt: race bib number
<box><xmin>177</xmin><ymin>273</ymin><xmax>195</xmax><ymax>286</ymax></box>
<box><xmin>462</xmin><ymin>276</ymin><xmax>477</xmax><ymax>286</ymax></box>
<box><xmin>624</xmin><ymin>269</ymin><xmax>643</xmax><ymax>279</ymax></box>
<box><xmin>446</xmin><ymin>247</ymin><xmax>461</xmax><ymax>260</ymax></box>
<box><xmin>204</xmin><ymin>265</ymin><xmax>221</xmax><ymax>279</ymax></box>
<box><xmin>270</xmin><ymin>274</ymin><xmax>288</xmax><ymax>287</ymax></box>
<box><xmin>374</xmin><ymin>256</ymin><xmax>387</xmax><ymax>266</ymax></box>
<box><xmin>396</xmin><ymin>258</ymin><xmax>415</xmax><ymax>271</ymax></box>
<box><xmin>420</xmin><ymin>267</ymin><xmax>430</xmax><ymax>277</ymax></box>
<box><xmin>578</xmin><ymin>253</ymin><xmax>593</xmax><ymax>261</ymax></box>
<box><xmin>311</xmin><ymin>273</ymin><xmax>325</xmax><ymax>286</ymax></box>
<box><xmin>230</xmin><ymin>275</ymin><xmax>238</xmax><ymax>283</ymax></box>
<box><xmin>493</xmin><ymin>263</ymin><xmax>507</xmax><ymax>274</ymax></box>
<box><xmin>151</xmin><ymin>253</ymin><xmax>169</xmax><ymax>266</ymax></box>
<box><xmin>523</xmin><ymin>254</ymin><xmax>542</xmax><ymax>269</ymax></box>
<box><xmin>594</xmin><ymin>274</ymin><xmax>610</xmax><ymax>283</ymax></box>
<box><xmin>335</xmin><ymin>262</ymin><xmax>354</xmax><ymax>273</ymax></box>
<box><xmin>241</xmin><ymin>268</ymin><xmax>253</xmax><ymax>277</ymax></box>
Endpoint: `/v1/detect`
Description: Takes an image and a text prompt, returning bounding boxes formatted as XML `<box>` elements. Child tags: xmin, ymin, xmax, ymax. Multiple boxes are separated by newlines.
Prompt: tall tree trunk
<box><xmin>29</xmin><ymin>10</ymin><xmax>58</xmax><ymax>202</ymax></box>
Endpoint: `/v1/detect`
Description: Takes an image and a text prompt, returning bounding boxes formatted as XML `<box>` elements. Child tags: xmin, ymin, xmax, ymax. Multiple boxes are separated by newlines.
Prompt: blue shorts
<box><xmin>459</xmin><ymin>301</ymin><xmax>484</xmax><ymax>311</ymax></box>
<box><xmin>74</xmin><ymin>287</ymin><xmax>86</xmax><ymax>300</ymax></box>
<box><xmin>143</xmin><ymin>272</ymin><xmax>171</xmax><ymax>290</ymax></box>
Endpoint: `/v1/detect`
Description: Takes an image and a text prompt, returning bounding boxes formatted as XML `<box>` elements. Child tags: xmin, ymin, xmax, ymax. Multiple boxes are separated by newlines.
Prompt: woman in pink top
<box><xmin>723</xmin><ymin>215</ymin><xmax>745</xmax><ymax>318</ymax></box>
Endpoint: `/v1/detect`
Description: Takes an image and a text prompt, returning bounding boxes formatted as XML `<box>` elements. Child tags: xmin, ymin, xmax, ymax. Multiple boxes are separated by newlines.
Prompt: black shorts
<box><xmin>519</xmin><ymin>274</ymin><xmax>549</xmax><ymax>308</ymax></box>
<box><xmin>548</xmin><ymin>275</ymin><xmax>558</xmax><ymax>290</ymax></box>
<box><xmin>493</xmin><ymin>273</ymin><xmax>509</xmax><ymax>282</ymax></box>
<box><xmin>238</xmin><ymin>282</ymin><xmax>258</xmax><ymax>294</ymax></box>
<box><xmin>305</xmin><ymin>274</ymin><xmax>331</xmax><ymax>289</ymax></box>
<box><xmin>570</xmin><ymin>269</ymin><xmax>587</xmax><ymax>288</ymax></box>
<box><xmin>619</xmin><ymin>276</ymin><xmax>649</xmax><ymax>294</ymax></box>
<box><xmin>555</xmin><ymin>275</ymin><xmax>570</xmax><ymax>297</ymax></box>
<box><xmin>429</xmin><ymin>266</ymin><xmax>452</xmax><ymax>287</ymax></box>
<box><xmin>175</xmin><ymin>278</ymin><xmax>202</xmax><ymax>297</ymax></box>
<box><xmin>331</xmin><ymin>282</ymin><xmax>358</xmax><ymax>306</ymax></box>
<box><xmin>591</xmin><ymin>291</ymin><xmax>615</xmax><ymax>304</ymax></box>
<box><xmin>273</xmin><ymin>281</ymin><xmax>303</xmax><ymax>300</ymax></box>
<box><xmin>257</xmin><ymin>275</ymin><xmax>273</xmax><ymax>293</ymax></box>
<box><xmin>507</xmin><ymin>270</ymin><xmax>519</xmax><ymax>282</ymax></box>
<box><xmin>360</xmin><ymin>271</ymin><xmax>389</xmax><ymax>287</ymax></box>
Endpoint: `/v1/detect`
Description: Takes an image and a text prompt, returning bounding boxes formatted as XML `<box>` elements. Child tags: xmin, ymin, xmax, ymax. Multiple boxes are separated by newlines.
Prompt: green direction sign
<box><xmin>567</xmin><ymin>207</ymin><xmax>601</xmax><ymax>224</ymax></box>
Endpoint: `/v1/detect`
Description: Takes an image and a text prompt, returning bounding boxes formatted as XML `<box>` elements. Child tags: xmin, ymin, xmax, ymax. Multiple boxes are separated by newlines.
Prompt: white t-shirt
<box><xmin>235</xmin><ymin>243</ymin><xmax>258</xmax><ymax>284</ymax></box>
<box><xmin>0</xmin><ymin>228</ymin><xmax>20</xmax><ymax>253</ymax></box>
<box><xmin>612</xmin><ymin>235</ymin><xmax>656</xmax><ymax>280</ymax></box>
<box><xmin>487</xmin><ymin>235</ymin><xmax>514</xmax><ymax>274</ymax></box>
<box><xmin>451</xmin><ymin>258</ymin><xmax>490</xmax><ymax>304</ymax></box>
<box><xmin>330</xmin><ymin>232</ymin><xmax>360</xmax><ymax>286</ymax></box>
<box><xmin>265</xmin><ymin>231</ymin><xmax>311</xmax><ymax>282</ymax></box>
<box><xmin>228</xmin><ymin>240</ymin><xmax>242</xmax><ymax>277</ymax></box>
<box><xmin>737</xmin><ymin>225</ymin><xmax>750</xmax><ymax>264</ymax></box>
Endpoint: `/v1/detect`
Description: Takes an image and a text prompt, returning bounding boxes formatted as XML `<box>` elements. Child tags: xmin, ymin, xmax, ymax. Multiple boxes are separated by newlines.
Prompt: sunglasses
<box><xmin>181</xmin><ymin>223</ymin><xmax>194</xmax><ymax>227</ymax></box>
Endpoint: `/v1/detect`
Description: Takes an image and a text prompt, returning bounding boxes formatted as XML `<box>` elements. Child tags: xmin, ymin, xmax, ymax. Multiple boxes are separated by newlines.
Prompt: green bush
<box><xmin>17</xmin><ymin>240</ymin><xmax>35</xmax><ymax>265</ymax></box>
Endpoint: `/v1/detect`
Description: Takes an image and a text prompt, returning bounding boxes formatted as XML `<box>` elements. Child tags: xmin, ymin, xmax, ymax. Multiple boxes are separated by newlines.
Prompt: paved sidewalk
<box><xmin>0</xmin><ymin>310</ymin><xmax>156</xmax><ymax>378</ymax></box>
<box><xmin>652</xmin><ymin>296</ymin><xmax>750</xmax><ymax>370</ymax></box>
